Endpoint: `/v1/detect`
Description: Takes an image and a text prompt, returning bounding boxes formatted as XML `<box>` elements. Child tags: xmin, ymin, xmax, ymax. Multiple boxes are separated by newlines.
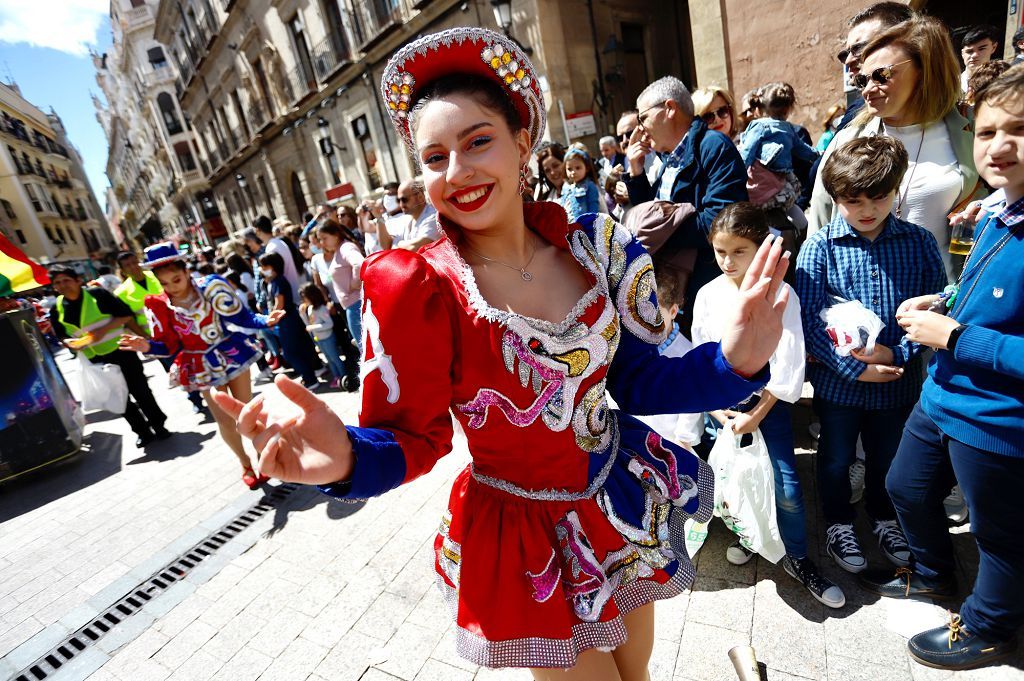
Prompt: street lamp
<box><xmin>235</xmin><ymin>172</ymin><xmax>247</xmax><ymax>189</ymax></box>
<box><xmin>491</xmin><ymin>0</ymin><xmax>512</xmax><ymax>32</ymax></box>
<box><xmin>490</xmin><ymin>0</ymin><xmax>532</xmax><ymax>54</ymax></box>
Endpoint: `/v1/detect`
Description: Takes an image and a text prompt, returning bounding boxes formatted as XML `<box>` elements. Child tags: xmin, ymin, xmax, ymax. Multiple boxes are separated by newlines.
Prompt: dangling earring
<box><xmin>518</xmin><ymin>166</ymin><xmax>528</xmax><ymax>195</ymax></box>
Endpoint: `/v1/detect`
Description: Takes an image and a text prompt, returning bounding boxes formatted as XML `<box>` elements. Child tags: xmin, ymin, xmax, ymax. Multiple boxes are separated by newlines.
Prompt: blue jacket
<box><xmin>560</xmin><ymin>179</ymin><xmax>601</xmax><ymax>223</ymax></box>
<box><xmin>921</xmin><ymin>202</ymin><xmax>1024</xmax><ymax>457</ymax></box>
<box><xmin>624</xmin><ymin>118</ymin><xmax>747</xmax><ymax>298</ymax></box>
<box><xmin>739</xmin><ymin>117</ymin><xmax>820</xmax><ymax>174</ymax></box>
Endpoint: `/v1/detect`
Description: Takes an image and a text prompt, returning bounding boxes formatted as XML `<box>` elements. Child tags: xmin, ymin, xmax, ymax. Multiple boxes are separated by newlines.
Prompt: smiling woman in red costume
<box><xmin>215</xmin><ymin>27</ymin><xmax>790</xmax><ymax>680</ymax></box>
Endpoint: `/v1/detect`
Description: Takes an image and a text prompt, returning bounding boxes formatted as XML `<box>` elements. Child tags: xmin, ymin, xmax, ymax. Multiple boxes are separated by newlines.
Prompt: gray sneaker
<box><xmin>726</xmin><ymin>541</ymin><xmax>754</xmax><ymax>566</ymax></box>
<box><xmin>873</xmin><ymin>519</ymin><xmax>911</xmax><ymax>567</ymax></box>
<box><xmin>783</xmin><ymin>555</ymin><xmax>846</xmax><ymax>609</ymax></box>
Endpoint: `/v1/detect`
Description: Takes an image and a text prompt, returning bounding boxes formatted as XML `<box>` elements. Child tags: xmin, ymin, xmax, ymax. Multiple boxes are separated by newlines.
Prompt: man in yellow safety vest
<box><xmin>48</xmin><ymin>266</ymin><xmax>171</xmax><ymax>447</ymax></box>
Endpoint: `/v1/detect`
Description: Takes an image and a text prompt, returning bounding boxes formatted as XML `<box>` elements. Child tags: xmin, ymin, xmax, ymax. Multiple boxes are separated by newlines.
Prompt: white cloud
<box><xmin>0</xmin><ymin>0</ymin><xmax>108</xmax><ymax>57</ymax></box>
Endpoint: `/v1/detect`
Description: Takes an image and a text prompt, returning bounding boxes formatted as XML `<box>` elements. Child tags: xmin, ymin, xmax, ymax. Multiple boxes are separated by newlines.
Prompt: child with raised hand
<box><xmin>559</xmin><ymin>145</ymin><xmax>602</xmax><ymax>222</ymax></box>
<box><xmin>795</xmin><ymin>136</ymin><xmax>947</xmax><ymax>577</ymax></box>
<box><xmin>697</xmin><ymin>202</ymin><xmax>844</xmax><ymax>608</ymax></box>
<box><xmin>299</xmin><ymin>283</ymin><xmax>346</xmax><ymax>390</ymax></box>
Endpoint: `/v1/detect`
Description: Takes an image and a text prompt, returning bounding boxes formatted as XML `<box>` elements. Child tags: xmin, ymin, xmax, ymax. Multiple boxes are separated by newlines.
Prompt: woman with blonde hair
<box><xmin>692</xmin><ymin>85</ymin><xmax>738</xmax><ymax>140</ymax></box>
<box><xmin>806</xmin><ymin>15</ymin><xmax>982</xmax><ymax>280</ymax></box>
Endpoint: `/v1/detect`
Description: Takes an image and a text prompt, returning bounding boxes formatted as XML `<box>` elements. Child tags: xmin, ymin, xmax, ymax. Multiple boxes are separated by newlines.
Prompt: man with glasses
<box><xmin>377</xmin><ymin>179</ymin><xmax>438</xmax><ymax>251</ymax></box>
<box><xmin>623</xmin><ymin>76</ymin><xmax>747</xmax><ymax>328</ymax></box>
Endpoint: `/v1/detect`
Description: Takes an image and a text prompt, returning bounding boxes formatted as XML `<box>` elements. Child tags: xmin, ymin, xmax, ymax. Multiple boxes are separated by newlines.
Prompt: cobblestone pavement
<box><xmin>1</xmin><ymin>350</ymin><xmax>1022</xmax><ymax>681</ymax></box>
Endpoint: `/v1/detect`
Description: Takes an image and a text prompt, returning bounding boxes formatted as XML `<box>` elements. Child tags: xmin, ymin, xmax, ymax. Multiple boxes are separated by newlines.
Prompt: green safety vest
<box><xmin>114</xmin><ymin>272</ymin><xmax>163</xmax><ymax>334</ymax></box>
<box><xmin>56</xmin><ymin>290</ymin><xmax>125</xmax><ymax>359</ymax></box>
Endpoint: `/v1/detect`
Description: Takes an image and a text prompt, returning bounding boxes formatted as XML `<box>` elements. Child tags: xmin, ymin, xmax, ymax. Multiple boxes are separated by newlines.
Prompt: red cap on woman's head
<box><xmin>381</xmin><ymin>27</ymin><xmax>546</xmax><ymax>153</ymax></box>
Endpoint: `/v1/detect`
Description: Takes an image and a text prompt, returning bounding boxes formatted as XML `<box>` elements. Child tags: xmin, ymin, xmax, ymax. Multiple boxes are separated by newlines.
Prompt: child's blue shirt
<box><xmin>560</xmin><ymin>179</ymin><xmax>601</xmax><ymax>223</ymax></box>
<box><xmin>739</xmin><ymin>118</ymin><xmax>819</xmax><ymax>174</ymax></box>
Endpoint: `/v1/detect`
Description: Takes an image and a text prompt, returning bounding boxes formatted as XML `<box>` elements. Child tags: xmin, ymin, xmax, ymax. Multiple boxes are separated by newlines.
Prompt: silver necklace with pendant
<box><xmin>464</xmin><ymin>236</ymin><xmax>538</xmax><ymax>281</ymax></box>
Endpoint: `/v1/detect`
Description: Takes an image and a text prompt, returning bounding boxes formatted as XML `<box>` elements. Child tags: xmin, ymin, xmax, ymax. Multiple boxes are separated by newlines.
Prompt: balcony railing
<box><xmin>207</xmin><ymin>148</ymin><xmax>221</xmax><ymax>171</ymax></box>
<box><xmin>123</xmin><ymin>4</ymin><xmax>154</xmax><ymax>32</ymax></box>
<box><xmin>196</xmin><ymin>7</ymin><xmax>218</xmax><ymax>44</ymax></box>
<box><xmin>285</xmin><ymin>63</ymin><xmax>317</xmax><ymax>104</ymax></box>
<box><xmin>310</xmin><ymin>29</ymin><xmax>354</xmax><ymax>83</ymax></box>
<box><xmin>77</xmin><ymin>208</ymin><xmax>88</xmax><ymax>221</ymax></box>
<box><xmin>352</xmin><ymin>0</ymin><xmax>403</xmax><ymax>49</ymax></box>
<box><xmin>249</xmin><ymin>99</ymin><xmax>270</xmax><ymax>131</ymax></box>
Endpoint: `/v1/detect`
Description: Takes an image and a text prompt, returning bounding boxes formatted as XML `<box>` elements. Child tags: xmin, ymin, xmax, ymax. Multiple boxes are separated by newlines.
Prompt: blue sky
<box><xmin>0</xmin><ymin>1</ymin><xmax>112</xmax><ymax>210</ymax></box>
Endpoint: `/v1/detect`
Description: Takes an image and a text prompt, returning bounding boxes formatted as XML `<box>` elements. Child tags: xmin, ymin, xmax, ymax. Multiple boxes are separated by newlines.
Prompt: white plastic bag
<box><xmin>683</xmin><ymin>519</ymin><xmax>710</xmax><ymax>559</ymax></box>
<box><xmin>819</xmin><ymin>298</ymin><xmax>884</xmax><ymax>356</ymax></box>
<box><xmin>709</xmin><ymin>424</ymin><xmax>785</xmax><ymax>563</ymax></box>
<box><xmin>77</xmin><ymin>354</ymin><xmax>129</xmax><ymax>414</ymax></box>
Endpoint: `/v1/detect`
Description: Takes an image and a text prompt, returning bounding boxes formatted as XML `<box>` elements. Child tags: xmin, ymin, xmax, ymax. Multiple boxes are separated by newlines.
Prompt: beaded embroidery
<box><xmin>379</xmin><ymin>27</ymin><xmax>546</xmax><ymax>153</ymax></box>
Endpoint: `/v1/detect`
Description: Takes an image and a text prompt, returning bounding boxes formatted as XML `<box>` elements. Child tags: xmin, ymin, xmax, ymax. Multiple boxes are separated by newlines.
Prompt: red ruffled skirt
<box><xmin>434</xmin><ymin>416</ymin><xmax>713</xmax><ymax>669</ymax></box>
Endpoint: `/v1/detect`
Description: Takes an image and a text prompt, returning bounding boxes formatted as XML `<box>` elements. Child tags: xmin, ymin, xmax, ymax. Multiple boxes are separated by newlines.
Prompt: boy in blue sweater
<box><xmin>795</xmin><ymin>136</ymin><xmax>946</xmax><ymax>576</ymax></box>
<box><xmin>862</xmin><ymin>66</ymin><xmax>1024</xmax><ymax>672</ymax></box>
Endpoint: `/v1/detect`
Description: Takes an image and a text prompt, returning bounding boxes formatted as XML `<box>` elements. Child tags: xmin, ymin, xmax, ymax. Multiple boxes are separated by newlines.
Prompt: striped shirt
<box><xmin>794</xmin><ymin>214</ymin><xmax>947</xmax><ymax>408</ymax></box>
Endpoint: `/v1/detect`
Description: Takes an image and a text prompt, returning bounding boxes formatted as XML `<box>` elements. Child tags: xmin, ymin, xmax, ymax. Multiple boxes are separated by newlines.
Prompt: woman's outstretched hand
<box><xmin>118</xmin><ymin>333</ymin><xmax>151</xmax><ymax>353</ymax></box>
<box><xmin>212</xmin><ymin>375</ymin><xmax>354</xmax><ymax>485</ymax></box>
<box><xmin>720</xmin><ymin>235</ymin><xmax>791</xmax><ymax>378</ymax></box>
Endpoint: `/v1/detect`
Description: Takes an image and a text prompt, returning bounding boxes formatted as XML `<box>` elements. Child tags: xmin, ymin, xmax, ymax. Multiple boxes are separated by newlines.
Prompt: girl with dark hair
<box><xmin>317</xmin><ymin>219</ymin><xmax>365</xmax><ymax>353</ymax></box>
<box><xmin>299</xmin><ymin>283</ymin><xmax>347</xmax><ymax>389</ymax></box>
<box><xmin>259</xmin><ymin>251</ymin><xmax>320</xmax><ymax>389</ymax></box>
<box><xmin>118</xmin><ymin>243</ymin><xmax>284</xmax><ymax>489</ymax></box>
<box><xmin>559</xmin><ymin>146</ymin><xmax>602</xmax><ymax>222</ymax></box>
<box><xmin>215</xmin><ymin>28</ymin><xmax>789</xmax><ymax>680</ymax></box>
<box><xmin>534</xmin><ymin>141</ymin><xmax>566</xmax><ymax>202</ymax></box>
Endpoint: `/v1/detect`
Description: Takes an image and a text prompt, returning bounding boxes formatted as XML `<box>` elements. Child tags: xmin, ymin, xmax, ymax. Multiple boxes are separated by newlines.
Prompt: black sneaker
<box><xmin>152</xmin><ymin>426</ymin><xmax>172</xmax><ymax>440</ymax></box>
<box><xmin>873</xmin><ymin>519</ymin><xmax>911</xmax><ymax>567</ymax></box>
<box><xmin>909</xmin><ymin>613</ymin><xmax>1017</xmax><ymax>670</ymax></box>
<box><xmin>859</xmin><ymin>567</ymin><xmax>957</xmax><ymax>601</ymax></box>
<box><xmin>782</xmin><ymin>555</ymin><xmax>845</xmax><ymax>608</ymax></box>
<box><xmin>826</xmin><ymin>523</ymin><xmax>867</xmax><ymax>573</ymax></box>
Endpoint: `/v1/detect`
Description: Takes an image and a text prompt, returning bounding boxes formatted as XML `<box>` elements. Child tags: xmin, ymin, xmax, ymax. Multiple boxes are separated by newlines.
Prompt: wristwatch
<box><xmin>946</xmin><ymin>324</ymin><xmax>968</xmax><ymax>353</ymax></box>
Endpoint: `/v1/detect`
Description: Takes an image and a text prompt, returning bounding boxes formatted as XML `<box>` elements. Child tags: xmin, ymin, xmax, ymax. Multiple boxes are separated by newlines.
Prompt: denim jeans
<box><xmin>259</xmin><ymin>328</ymin><xmax>282</xmax><ymax>357</ymax></box>
<box><xmin>712</xmin><ymin>398</ymin><xmax>808</xmax><ymax>559</ymax></box>
<box><xmin>888</xmin><ymin>402</ymin><xmax>1024</xmax><ymax>642</ymax></box>
<box><xmin>344</xmin><ymin>301</ymin><xmax>362</xmax><ymax>355</ymax></box>
<box><xmin>315</xmin><ymin>335</ymin><xmax>347</xmax><ymax>380</ymax></box>
<box><xmin>813</xmin><ymin>397</ymin><xmax>911</xmax><ymax>526</ymax></box>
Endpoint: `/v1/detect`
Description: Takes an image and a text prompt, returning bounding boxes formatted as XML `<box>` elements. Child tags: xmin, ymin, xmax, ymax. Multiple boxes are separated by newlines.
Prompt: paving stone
<box><xmin>152</xmin><ymin>618</ymin><xmax>218</xmax><ymax>668</ymax></box>
<box><xmin>827</xmin><ymin>653</ymin><xmax>913</xmax><ymax>681</ymax></box>
<box><xmin>313</xmin><ymin>629</ymin><xmax>388</xmax><ymax>681</ymax></box>
<box><xmin>209</xmin><ymin>645</ymin><xmax>272</xmax><ymax>681</ymax></box>
<box><xmin>165</xmin><ymin>648</ymin><xmax>223</xmax><ymax>681</ymax></box>
<box><xmin>473</xmin><ymin>667</ymin><xmax>530</xmax><ymax>680</ymax></box>
<box><xmin>429</xmin><ymin>624</ymin><xmax>479</xmax><ymax>674</ymax></box>
<box><xmin>413</xmin><ymin>658</ymin><xmax>475</xmax><ymax>681</ymax></box>
<box><xmin>248</xmin><ymin>608</ymin><xmax>311</xmax><ymax>659</ymax></box>
<box><xmin>649</xmin><ymin>634</ymin><xmax>679</xmax><ymax>680</ymax></box>
<box><xmin>653</xmin><ymin>593</ymin><xmax>689</xmax><ymax>643</ymax></box>
<box><xmin>675</xmin><ymin>621</ymin><xmax>750</xmax><ymax>681</ymax></box>
<box><xmin>352</xmin><ymin>592</ymin><xmax>417</xmax><ymax>641</ymax></box>
<box><xmin>253</xmin><ymin>635</ymin><xmax>328</xmax><ymax>681</ymax></box>
<box><xmin>376</xmin><ymin>621</ymin><xmax>447</xmax><ymax>680</ymax></box>
<box><xmin>686</xmin><ymin>577</ymin><xmax>755</xmax><ymax>634</ymax></box>
<box><xmin>750</xmin><ymin>578</ymin><xmax>826</xmax><ymax>680</ymax></box>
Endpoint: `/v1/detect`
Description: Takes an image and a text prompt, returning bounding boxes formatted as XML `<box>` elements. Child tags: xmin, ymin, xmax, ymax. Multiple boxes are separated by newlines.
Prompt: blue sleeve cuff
<box><xmin>317</xmin><ymin>426</ymin><xmax>407</xmax><ymax>501</ymax></box>
<box><xmin>714</xmin><ymin>343</ymin><xmax>770</xmax><ymax>398</ymax></box>
<box><xmin>147</xmin><ymin>341</ymin><xmax>173</xmax><ymax>358</ymax></box>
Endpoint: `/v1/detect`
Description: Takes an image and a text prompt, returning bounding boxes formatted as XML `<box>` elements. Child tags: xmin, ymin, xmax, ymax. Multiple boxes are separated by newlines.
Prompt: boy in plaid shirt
<box><xmin>795</xmin><ymin>136</ymin><xmax>946</xmax><ymax>574</ymax></box>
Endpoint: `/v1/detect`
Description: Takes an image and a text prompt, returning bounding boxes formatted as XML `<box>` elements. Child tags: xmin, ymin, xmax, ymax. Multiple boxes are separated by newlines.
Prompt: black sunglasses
<box><xmin>837</xmin><ymin>40</ymin><xmax>867</xmax><ymax>64</ymax></box>
<box><xmin>619</xmin><ymin>128</ymin><xmax>635</xmax><ymax>142</ymax></box>
<box><xmin>851</xmin><ymin>59</ymin><xmax>912</xmax><ymax>89</ymax></box>
<box><xmin>701</xmin><ymin>106</ymin><xmax>731</xmax><ymax>124</ymax></box>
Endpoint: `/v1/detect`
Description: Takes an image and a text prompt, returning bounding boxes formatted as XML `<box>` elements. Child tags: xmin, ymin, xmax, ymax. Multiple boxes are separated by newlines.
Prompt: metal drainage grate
<box><xmin>13</xmin><ymin>483</ymin><xmax>299</xmax><ymax>681</ymax></box>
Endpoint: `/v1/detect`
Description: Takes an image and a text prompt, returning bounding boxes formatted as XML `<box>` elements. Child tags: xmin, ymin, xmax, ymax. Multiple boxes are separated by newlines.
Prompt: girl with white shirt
<box><xmin>697</xmin><ymin>203</ymin><xmax>845</xmax><ymax>609</ymax></box>
<box><xmin>807</xmin><ymin>16</ymin><xmax>982</xmax><ymax>281</ymax></box>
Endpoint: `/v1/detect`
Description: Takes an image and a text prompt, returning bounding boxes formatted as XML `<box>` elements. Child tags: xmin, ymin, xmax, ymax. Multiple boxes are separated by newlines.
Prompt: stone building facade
<box><xmin>95</xmin><ymin>0</ymin><xmax>221</xmax><ymax>251</ymax></box>
<box><xmin>0</xmin><ymin>82</ymin><xmax>116</xmax><ymax>274</ymax></box>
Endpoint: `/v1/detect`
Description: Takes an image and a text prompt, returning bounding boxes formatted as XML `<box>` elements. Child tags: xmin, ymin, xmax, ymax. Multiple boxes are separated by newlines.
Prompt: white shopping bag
<box><xmin>683</xmin><ymin>518</ymin><xmax>710</xmax><ymax>559</ymax></box>
<box><xmin>709</xmin><ymin>424</ymin><xmax>786</xmax><ymax>563</ymax></box>
<box><xmin>77</xmin><ymin>354</ymin><xmax>129</xmax><ymax>414</ymax></box>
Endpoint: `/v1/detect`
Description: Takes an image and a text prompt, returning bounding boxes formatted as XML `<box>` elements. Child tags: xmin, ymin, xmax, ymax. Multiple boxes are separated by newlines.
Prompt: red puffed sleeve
<box><xmin>321</xmin><ymin>249</ymin><xmax>457</xmax><ymax>500</ymax></box>
<box><xmin>143</xmin><ymin>294</ymin><xmax>182</xmax><ymax>358</ymax></box>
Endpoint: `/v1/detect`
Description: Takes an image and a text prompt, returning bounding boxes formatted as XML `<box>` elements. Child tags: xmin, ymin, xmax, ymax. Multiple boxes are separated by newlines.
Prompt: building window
<box><xmin>1</xmin><ymin>199</ymin><xmax>15</xmax><ymax>219</ymax></box>
<box><xmin>130</xmin><ymin>0</ymin><xmax>144</xmax><ymax>6</ymax></box>
<box><xmin>158</xmin><ymin>93</ymin><xmax>183</xmax><ymax>135</ymax></box>
<box><xmin>148</xmin><ymin>46</ymin><xmax>168</xmax><ymax>69</ymax></box>
<box><xmin>257</xmin><ymin>174</ymin><xmax>276</xmax><ymax>219</ymax></box>
<box><xmin>351</xmin><ymin>115</ymin><xmax>382</xmax><ymax>190</ymax></box>
<box><xmin>55</xmin><ymin>227</ymin><xmax>65</xmax><ymax>243</ymax></box>
<box><xmin>290</xmin><ymin>172</ymin><xmax>308</xmax><ymax>216</ymax></box>
<box><xmin>44</xmin><ymin>226</ymin><xmax>54</xmax><ymax>241</ymax></box>
<box><xmin>25</xmin><ymin>184</ymin><xmax>43</xmax><ymax>212</ymax></box>
<box><xmin>68</xmin><ymin>228</ymin><xmax>77</xmax><ymax>243</ymax></box>
<box><xmin>14</xmin><ymin>229</ymin><xmax>25</xmax><ymax>244</ymax></box>
<box><xmin>288</xmin><ymin>14</ymin><xmax>316</xmax><ymax>92</ymax></box>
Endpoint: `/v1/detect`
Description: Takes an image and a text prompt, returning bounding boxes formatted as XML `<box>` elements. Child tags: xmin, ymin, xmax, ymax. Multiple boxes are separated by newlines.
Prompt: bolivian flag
<box><xmin>0</xmin><ymin>234</ymin><xmax>49</xmax><ymax>297</ymax></box>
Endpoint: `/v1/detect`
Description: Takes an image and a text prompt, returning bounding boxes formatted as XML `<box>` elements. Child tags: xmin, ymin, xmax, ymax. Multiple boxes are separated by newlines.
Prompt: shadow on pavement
<box><xmin>260</xmin><ymin>485</ymin><xmax>366</xmax><ymax>538</ymax></box>
<box><xmin>126</xmin><ymin>430</ymin><xmax>215</xmax><ymax>465</ymax></box>
<box><xmin>0</xmin><ymin>431</ymin><xmax>123</xmax><ymax>523</ymax></box>
<box><xmin>85</xmin><ymin>410</ymin><xmax>120</xmax><ymax>425</ymax></box>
